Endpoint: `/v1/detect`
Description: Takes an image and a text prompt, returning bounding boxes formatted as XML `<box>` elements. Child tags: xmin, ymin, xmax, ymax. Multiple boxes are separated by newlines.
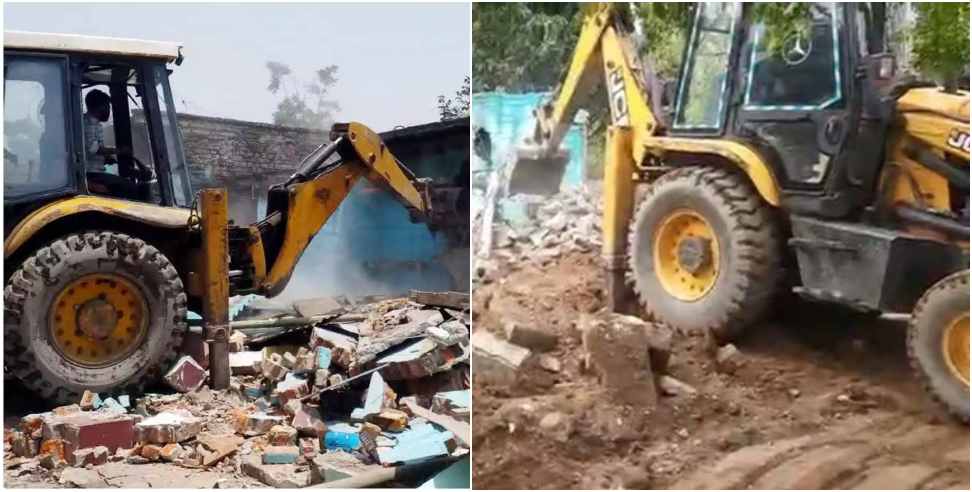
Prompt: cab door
<box><xmin>733</xmin><ymin>2</ymin><xmax>885</xmax><ymax>218</ymax></box>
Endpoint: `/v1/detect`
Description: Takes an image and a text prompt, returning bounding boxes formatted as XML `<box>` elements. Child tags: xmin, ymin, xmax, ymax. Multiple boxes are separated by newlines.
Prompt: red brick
<box><xmin>164</xmin><ymin>355</ymin><xmax>207</xmax><ymax>393</ymax></box>
<box><xmin>181</xmin><ymin>331</ymin><xmax>210</xmax><ymax>369</ymax></box>
<box><xmin>291</xmin><ymin>404</ymin><xmax>327</xmax><ymax>438</ymax></box>
<box><xmin>58</xmin><ymin>415</ymin><xmax>136</xmax><ymax>454</ymax></box>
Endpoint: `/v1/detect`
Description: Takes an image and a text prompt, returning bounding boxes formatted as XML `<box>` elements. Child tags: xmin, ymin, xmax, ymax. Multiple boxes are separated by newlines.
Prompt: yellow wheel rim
<box><xmin>942</xmin><ymin>313</ymin><xmax>969</xmax><ymax>387</ymax></box>
<box><xmin>653</xmin><ymin>209</ymin><xmax>720</xmax><ymax>301</ymax></box>
<box><xmin>49</xmin><ymin>273</ymin><xmax>149</xmax><ymax>367</ymax></box>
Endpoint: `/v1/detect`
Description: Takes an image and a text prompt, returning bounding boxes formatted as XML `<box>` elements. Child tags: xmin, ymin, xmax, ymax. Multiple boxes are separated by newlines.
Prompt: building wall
<box><xmin>171</xmin><ymin>114</ymin><xmax>469</xmax><ymax>298</ymax></box>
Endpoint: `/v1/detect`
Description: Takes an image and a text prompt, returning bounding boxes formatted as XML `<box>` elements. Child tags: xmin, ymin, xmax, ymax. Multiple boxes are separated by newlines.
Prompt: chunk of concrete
<box><xmin>197</xmin><ymin>432</ymin><xmax>244</xmax><ymax>467</ymax></box>
<box><xmin>472</xmin><ymin>330</ymin><xmax>531</xmax><ymax>386</ymax></box>
<box><xmin>242</xmin><ymin>454</ymin><xmax>311</xmax><ymax>488</ymax></box>
<box><xmin>582</xmin><ymin>316</ymin><xmax>657</xmax><ymax>408</ymax></box>
<box><xmin>504</xmin><ymin>321</ymin><xmax>559</xmax><ymax>352</ymax></box>
<box><xmin>229</xmin><ymin>351</ymin><xmax>262</xmax><ymax>376</ymax></box>
<box><xmin>59</xmin><ymin>467</ymin><xmax>108</xmax><ymax>488</ymax></box>
<box><xmin>311</xmin><ymin>451</ymin><xmax>383</xmax><ymax>483</ymax></box>
<box><xmin>267</xmin><ymin>425</ymin><xmax>298</xmax><ymax>446</ymax></box>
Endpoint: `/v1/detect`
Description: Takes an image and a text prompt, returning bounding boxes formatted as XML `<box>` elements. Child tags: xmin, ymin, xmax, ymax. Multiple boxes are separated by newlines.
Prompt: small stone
<box><xmin>788</xmin><ymin>388</ymin><xmax>801</xmax><ymax>399</ymax></box>
<box><xmin>836</xmin><ymin>394</ymin><xmax>852</xmax><ymax>403</ymax></box>
<box><xmin>657</xmin><ymin>375</ymin><xmax>699</xmax><ymax>397</ymax></box>
<box><xmin>236</xmin><ymin>412</ymin><xmax>286</xmax><ymax>437</ymax></box>
<box><xmin>539</xmin><ymin>412</ymin><xmax>564</xmax><ymax>430</ymax></box>
<box><xmin>538</xmin><ymin>355</ymin><xmax>561</xmax><ymax>373</ymax></box>
<box><xmin>676</xmin><ymin>428</ymin><xmax>689</xmax><ymax>439</ymax></box>
<box><xmin>715</xmin><ymin>344</ymin><xmax>744</xmax><ymax>374</ymax></box>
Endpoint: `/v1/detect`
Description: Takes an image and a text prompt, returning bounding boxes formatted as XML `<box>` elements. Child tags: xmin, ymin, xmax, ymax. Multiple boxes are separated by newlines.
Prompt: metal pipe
<box><xmin>905</xmin><ymin>147</ymin><xmax>969</xmax><ymax>189</ymax></box>
<box><xmin>287</xmin><ymin>137</ymin><xmax>344</xmax><ymax>185</ymax></box>
<box><xmin>894</xmin><ymin>205</ymin><xmax>970</xmax><ymax>238</ymax></box>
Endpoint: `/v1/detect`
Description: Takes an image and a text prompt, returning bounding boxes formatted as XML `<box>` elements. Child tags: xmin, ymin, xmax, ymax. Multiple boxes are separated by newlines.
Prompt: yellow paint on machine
<box><xmin>4</xmin><ymin>195</ymin><xmax>192</xmax><ymax>258</ymax></box>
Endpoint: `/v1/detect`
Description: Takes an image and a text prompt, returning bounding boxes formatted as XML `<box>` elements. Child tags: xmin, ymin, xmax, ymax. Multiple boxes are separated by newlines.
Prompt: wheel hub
<box><xmin>942</xmin><ymin>313</ymin><xmax>969</xmax><ymax>386</ymax></box>
<box><xmin>653</xmin><ymin>209</ymin><xmax>720</xmax><ymax>301</ymax></box>
<box><xmin>50</xmin><ymin>273</ymin><xmax>148</xmax><ymax>367</ymax></box>
<box><xmin>676</xmin><ymin>236</ymin><xmax>712</xmax><ymax>274</ymax></box>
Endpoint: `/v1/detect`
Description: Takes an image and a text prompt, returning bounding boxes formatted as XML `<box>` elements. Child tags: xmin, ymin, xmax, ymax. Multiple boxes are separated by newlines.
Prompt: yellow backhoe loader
<box><xmin>512</xmin><ymin>3</ymin><xmax>969</xmax><ymax>421</ymax></box>
<box><xmin>3</xmin><ymin>32</ymin><xmax>467</xmax><ymax>403</ymax></box>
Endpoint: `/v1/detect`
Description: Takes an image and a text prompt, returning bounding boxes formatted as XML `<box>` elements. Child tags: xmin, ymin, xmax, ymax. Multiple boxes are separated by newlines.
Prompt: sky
<box><xmin>4</xmin><ymin>2</ymin><xmax>470</xmax><ymax>132</ymax></box>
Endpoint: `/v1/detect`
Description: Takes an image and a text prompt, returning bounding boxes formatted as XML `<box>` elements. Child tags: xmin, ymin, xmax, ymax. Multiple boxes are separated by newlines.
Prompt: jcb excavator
<box><xmin>512</xmin><ymin>3</ymin><xmax>969</xmax><ymax>421</ymax></box>
<box><xmin>3</xmin><ymin>32</ymin><xmax>467</xmax><ymax>403</ymax></box>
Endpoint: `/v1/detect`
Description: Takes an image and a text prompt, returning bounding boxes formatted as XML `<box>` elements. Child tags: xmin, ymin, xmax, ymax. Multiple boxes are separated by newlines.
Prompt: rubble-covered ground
<box><xmin>5</xmin><ymin>292</ymin><xmax>470</xmax><ymax>488</ymax></box>
<box><xmin>472</xmin><ymin>187</ymin><xmax>969</xmax><ymax>490</ymax></box>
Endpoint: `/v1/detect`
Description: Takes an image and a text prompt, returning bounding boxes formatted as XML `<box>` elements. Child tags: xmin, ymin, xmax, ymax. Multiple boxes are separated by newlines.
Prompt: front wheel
<box><xmin>908</xmin><ymin>270</ymin><xmax>969</xmax><ymax>423</ymax></box>
<box><xmin>627</xmin><ymin>166</ymin><xmax>783</xmax><ymax>342</ymax></box>
<box><xmin>4</xmin><ymin>231</ymin><xmax>187</xmax><ymax>404</ymax></box>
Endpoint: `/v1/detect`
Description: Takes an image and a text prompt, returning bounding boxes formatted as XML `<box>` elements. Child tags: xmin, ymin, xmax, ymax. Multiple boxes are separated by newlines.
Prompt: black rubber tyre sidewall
<box><xmin>5</xmin><ymin>231</ymin><xmax>186</xmax><ymax>403</ymax></box>
<box><xmin>908</xmin><ymin>271</ymin><xmax>970</xmax><ymax>423</ymax></box>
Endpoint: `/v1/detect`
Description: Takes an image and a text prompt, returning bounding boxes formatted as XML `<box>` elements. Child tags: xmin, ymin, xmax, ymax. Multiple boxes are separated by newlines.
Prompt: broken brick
<box><xmin>56</xmin><ymin>414</ymin><xmax>136</xmax><ymax>454</ymax></box>
<box><xmin>291</xmin><ymin>404</ymin><xmax>327</xmax><ymax>438</ymax></box>
<box><xmin>282</xmin><ymin>352</ymin><xmax>298</xmax><ymax>369</ymax></box>
<box><xmin>141</xmin><ymin>444</ymin><xmax>163</xmax><ymax>461</ymax></box>
<box><xmin>262</xmin><ymin>445</ymin><xmax>300</xmax><ymax>464</ymax></box>
<box><xmin>197</xmin><ymin>432</ymin><xmax>244</xmax><ymax>467</ymax></box>
<box><xmin>164</xmin><ymin>355</ymin><xmax>207</xmax><ymax>393</ymax></box>
<box><xmin>229</xmin><ymin>330</ymin><xmax>247</xmax><ymax>352</ymax></box>
<box><xmin>230</xmin><ymin>351</ymin><xmax>263</xmax><ymax>376</ymax></box>
<box><xmin>267</xmin><ymin>425</ymin><xmax>298</xmax><ymax>446</ymax></box>
<box><xmin>135</xmin><ymin>410</ymin><xmax>203</xmax><ymax>444</ymax></box>
<box><xmin>235</xmin><ymin>412</ymin><xmax>285</xmax><ymax>437</ymax></box>
<box><xmin>79</xmin><ymin>391</ymin><xmax>102</xmax><ymax>411</ymax></box>
<box><xmin>367</xmin><ymin>409</ymin><xmax>409</xmax><ymax>432</ymax></box>
<box><xmin>273</xmin><ymin>375</ymin><xmax>310</xmax><ymax>405</ymax></box>
<box><xmin>10</xmin><ymin>431</ymin><xmax>39</xmax><ymax>457</ymax></box>
<box><xmin>309</xmin><ymin>327</ymin><xmax>355</xmax><ymax>369</ymax></box>
<box><xmin>298</xmin><ymin>437</ymin><xmax>318</xmax><ymax>459</ymax></box>
<box><xmin>52</xmin><ymin>404</ymin><xmax>81</xmax><ymax>416</ymax></box>
<box><xmin>262</xmin><ymin>353</ymin><xmax>290</xmax><ymax>381</ymax></box>
<box><xmin>160</xmin><ymin>443</ymin><xmax>184</xmax><ymax>462</ymax></box>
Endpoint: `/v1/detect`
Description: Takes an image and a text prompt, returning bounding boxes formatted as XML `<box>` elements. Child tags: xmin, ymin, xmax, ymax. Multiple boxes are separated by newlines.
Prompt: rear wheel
<box><xmin>908</xmin><ymin>270</ymin><xmax>969</xmax><ymax>423</ymax></box>
<box><xmin>627</xmin><ymin>166</ymin><xmax>782</xmax><ymax>342</ymax></box>
<box><xmin>4</xmin><ymin>231</ymin><xmax>187</xmax><ymax>404</ymax></box>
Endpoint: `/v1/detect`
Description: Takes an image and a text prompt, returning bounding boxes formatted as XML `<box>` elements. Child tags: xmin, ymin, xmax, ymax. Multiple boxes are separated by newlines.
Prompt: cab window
<box><xmin>744</xmin><ymin>3</ymin><xmax>843</xmax><ymax>110</ymax></box>
<box><xmin>673</xmin><ymin>2</ymin><xmax>737</xmax><ymax>129</ymax></box>
<box><xmin>4</xmin><ymin>56</ymin><xmax>72</xmax><ymax>200</ymax></box>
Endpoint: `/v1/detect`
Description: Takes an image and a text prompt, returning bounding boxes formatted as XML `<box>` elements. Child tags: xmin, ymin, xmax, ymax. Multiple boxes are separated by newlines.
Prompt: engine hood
<box><xmin>897</xmin><ymin>87</ymin><xmax>970</xmax><ymax>123</ymax></box>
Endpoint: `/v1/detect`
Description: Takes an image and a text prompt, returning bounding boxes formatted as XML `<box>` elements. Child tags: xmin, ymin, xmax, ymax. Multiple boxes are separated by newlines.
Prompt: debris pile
<box><xmin>476</xmin><ymin>185</ymin><xmax>602</xmax><ymax>273</ymax></box>
<box><xmin>5</xmin><ymin>291</ymin><xmax>470</xmax><ymax>488</ymax></box>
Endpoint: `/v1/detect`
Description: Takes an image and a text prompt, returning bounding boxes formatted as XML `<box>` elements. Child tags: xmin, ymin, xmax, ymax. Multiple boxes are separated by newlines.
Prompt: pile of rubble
<box><xmin>477</xmin><ymin>185</ymin><xmax>602</xmax><ymax>271</ymax></box>
<box><xmin>5</xmin><ymin>291</ymin><xmax>470</xmax><ymax>488</ymax></box>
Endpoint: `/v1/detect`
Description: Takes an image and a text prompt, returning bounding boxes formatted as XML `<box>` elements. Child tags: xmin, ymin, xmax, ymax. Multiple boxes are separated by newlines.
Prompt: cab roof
<box><xmin>4</xmin><ymin>31</ymin><xmax>183</xmax><ymax>64</ymax></box>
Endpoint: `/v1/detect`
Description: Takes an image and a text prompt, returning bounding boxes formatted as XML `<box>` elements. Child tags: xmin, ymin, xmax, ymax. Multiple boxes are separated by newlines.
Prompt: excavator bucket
<box><xmin>507</xmin><ymin>145</ymin><xmax>571</xmax><ymax>196</ymax></box>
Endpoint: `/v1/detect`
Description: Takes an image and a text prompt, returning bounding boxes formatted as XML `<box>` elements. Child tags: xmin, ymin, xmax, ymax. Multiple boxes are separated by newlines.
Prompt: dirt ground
<box><xmin>472</xmin><ymin>251</ymin><xmax>970</xmax><ymax>490</ymax></box>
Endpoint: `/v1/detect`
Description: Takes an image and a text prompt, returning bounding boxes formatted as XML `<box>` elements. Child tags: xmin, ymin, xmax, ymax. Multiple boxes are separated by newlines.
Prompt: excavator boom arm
<box><xmin>234</xmin><ymin>121</ymin><xmax>453</xmax><ymax>297</ymax></box>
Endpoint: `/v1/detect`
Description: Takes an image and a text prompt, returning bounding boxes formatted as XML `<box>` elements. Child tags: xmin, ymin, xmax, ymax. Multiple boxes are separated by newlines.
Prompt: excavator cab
<box><xmin>672</xmin><ymin>2</ymin><xmax>897</xmax><ymax>218</ymax></box>
<box><xmin>4</xmin><ymin>31</ymin><xmax>193</xmax><ymax>231</ymax></box>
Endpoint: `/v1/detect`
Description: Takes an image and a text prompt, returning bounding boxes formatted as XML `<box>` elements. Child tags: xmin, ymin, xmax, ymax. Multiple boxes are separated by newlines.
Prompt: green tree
<box><xmin>438</xmin><ymin>76</ymin><xmax>471</xmax><ymax>121</ymax></box>
<box><xmin>266</xmin><ymin>61</ymin><xmax>340</xmax><ymax>130</ymax></box>
<box><xmin>911</xmin><ymin>2</ymin><xmax>970</xmax><ymax>88</ymax></box>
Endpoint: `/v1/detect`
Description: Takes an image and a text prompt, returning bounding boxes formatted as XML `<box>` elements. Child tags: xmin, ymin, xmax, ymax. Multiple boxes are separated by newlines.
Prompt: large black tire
<box><xmin>627</xmin><ymin>166</ymin><xmax>782</xmax><ymax>342</ymax></box>
<box><xmin>4</xmin><ymin>231</ymin><xmax>187</xmax><ymax>404</ymax></box>
<box><xmin>908</xmin><ymin>270</ymin><xmax>969</xmax><ymax>423</ymax></box>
